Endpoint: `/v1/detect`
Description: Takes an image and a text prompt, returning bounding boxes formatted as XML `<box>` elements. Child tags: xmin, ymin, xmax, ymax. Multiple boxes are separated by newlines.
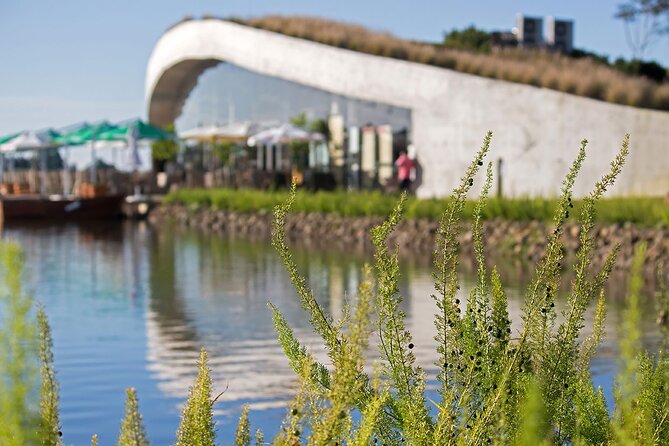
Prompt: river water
<box><xmin>2</xmin><ymin>221</ymin><xmax>662</xmax><ymax>445</ymax></box>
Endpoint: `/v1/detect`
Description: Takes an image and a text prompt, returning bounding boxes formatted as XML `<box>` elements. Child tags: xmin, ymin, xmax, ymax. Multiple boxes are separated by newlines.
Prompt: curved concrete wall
<box><xmin>146</xmin><ymin>19</ymin><xmax>669</xmax><ymax>198</ymax></box>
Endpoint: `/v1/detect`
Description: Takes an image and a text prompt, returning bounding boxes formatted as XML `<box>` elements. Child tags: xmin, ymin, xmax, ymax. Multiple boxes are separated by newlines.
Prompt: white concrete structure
<box><xmin>146</xmin><ymin>18</ymin><xmax>669</xmax><ymax>198</ymax></box>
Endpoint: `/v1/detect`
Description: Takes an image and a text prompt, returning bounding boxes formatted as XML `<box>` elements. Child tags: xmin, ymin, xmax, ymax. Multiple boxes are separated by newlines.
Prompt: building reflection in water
<box><xmin>142</xmin><ymin>226</ymin><xmax>661</xmax><ymax>416</ymax></box>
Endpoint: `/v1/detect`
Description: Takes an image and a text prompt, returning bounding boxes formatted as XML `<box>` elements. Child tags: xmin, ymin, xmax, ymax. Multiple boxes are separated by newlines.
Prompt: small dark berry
<box><xmin>564</xmin><ymin>383</ymin><xmax>569</xmax><ymax>389</ymax></box>
<box><xmin>478</xmin><ymin>160</ymin><xmax>483</xmax><ymax>166</ymax></box>
<box><xmin>455</xmin><ymin>299</ymin><xmax>460</xmax><ymax>304</ymax></box>
<box><xmin>550</xmin><ymin>302</ymin><xmax>555</xmax><ymax>308</ymax></box>
<box><xmin>291</xmin><ymin>408</ymin><xmax>299</xmax><ymax>416</ymax></box>
<box><xmin>469</xmin><ymin>179</ymin><xmax>474</xmax><ymax>186</ymax></box>
<box><xmin>408</xmin><ymin>343</ymin><xmax>414</xmax><ymax>349</ymax></box>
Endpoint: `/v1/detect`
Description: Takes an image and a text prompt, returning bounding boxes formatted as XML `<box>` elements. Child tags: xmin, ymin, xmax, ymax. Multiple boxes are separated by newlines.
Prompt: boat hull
<box><xmin>0</xmin><ymin>195</ymin><xmax>125</xmax><ymax>221</ymax></box>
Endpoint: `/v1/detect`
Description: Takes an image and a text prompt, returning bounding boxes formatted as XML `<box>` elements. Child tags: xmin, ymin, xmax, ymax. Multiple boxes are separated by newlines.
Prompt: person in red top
<box><xmin>395</xmin><ymin>149</ymin><xmax>415</xmax><ymax>192</ymax></box>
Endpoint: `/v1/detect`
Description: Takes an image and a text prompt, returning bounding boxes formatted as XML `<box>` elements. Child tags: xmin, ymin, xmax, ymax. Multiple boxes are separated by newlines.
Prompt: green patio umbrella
<box><xmin>96</xmin><ymin>119</ymin><xmax>174</xmax><ymax>183</ymax></box>
<box><xmin>54</xmin><ymin>122</ymin><xmax>117</xmax><ymax>146</ymax></box>
<box><xmin>0</xmin><ymin>132</ymin><xmax>21</xmax><ymax>145</ymax></box>
<box><xmin>55</xmin><ymin>122</ymin><xmax>118</xmax><ymax>185</ymax></box>
<box><xmin>95</xmin><ymin>119</ymin><xmax>174</xmax><ymax>142</ymax></box>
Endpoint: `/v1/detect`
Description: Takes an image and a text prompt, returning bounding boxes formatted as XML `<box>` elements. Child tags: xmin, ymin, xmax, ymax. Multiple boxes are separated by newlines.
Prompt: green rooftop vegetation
<box><xmin>223</xmin><ymin>15</ymin><xmax>669</xmax><ymax>111</ymax></box>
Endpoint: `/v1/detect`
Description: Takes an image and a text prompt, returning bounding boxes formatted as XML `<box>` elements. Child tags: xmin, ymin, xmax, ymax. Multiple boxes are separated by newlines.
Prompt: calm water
<box><xmin>1</xmin><ymin>221</ymin><xmax>662</xmax><ymax>445</ymax></box>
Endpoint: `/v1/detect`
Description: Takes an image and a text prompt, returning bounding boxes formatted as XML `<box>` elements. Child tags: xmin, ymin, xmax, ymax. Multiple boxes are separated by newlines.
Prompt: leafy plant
<box><xmin>235</xmin><ymin>405</ymin><xmax>250</xmax><ymax>446</ymax></box>
<box><xmin>261</xmin><ymin>132</ymin><xmax>668</xmax><ymax>444</ymax></box>
<box><xmin>0</xmin><ymin>242</ymin><xmax>39</xmax><ymax>446</ymax></box>
<box><xmin>443</xmin><ymin>26</ymin><xmax>492</xmax><ymax>53</ymax></box>
<box><xmin>151</xmin><ymin>123</ymin><xmax>178</xmax><ymax>171</ymax></box>
<box><xmin>175</xmin><ymin>348</ymin><xmax>216</xmax><ymax>446</ymax></box>
<box><xmin>116</xmin><ymin>387</ymin><xmax>149</xmax><ymax>446</ymax></box>
<box><xmin>38</xmin><ymin>306</ymin><xmax>62</xmax><ymax>445</ymax></box>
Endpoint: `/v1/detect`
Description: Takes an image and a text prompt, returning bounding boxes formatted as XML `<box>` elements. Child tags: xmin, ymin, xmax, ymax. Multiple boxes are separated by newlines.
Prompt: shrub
<box><xmin>116</xmin><ymin>388</ymin><xmax>149</xmax><ymax>446</ymax></box>
<box><xmin>175</xmin><ymin>348</ymin><xmax>216</xmax><ymax>445</ymax></box>
<box><xmin>164</xmin><ymin>188</ymin><xmax>669</xmax><ymax>227</ymax></box>
<box><xmin>257</xmin><ymin>133</ymin><xmax>669</xmax><ymax>444</ymax></box>
<box><xmin>443</xmin><ymin>26</ymin><xmax>492</xmax><ymax>53</ymax></box>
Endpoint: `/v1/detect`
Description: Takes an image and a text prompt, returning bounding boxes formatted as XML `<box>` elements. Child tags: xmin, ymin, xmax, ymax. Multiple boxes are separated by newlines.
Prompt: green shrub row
<box><xmin>165</xmin><ymin>188</ymin><xmax>669</xmax><ymax>227</ymax></box>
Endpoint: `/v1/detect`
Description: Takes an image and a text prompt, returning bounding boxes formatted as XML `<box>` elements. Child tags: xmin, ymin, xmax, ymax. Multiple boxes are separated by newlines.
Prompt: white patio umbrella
<box><xmin>0</xmin><ymin>130</ymin><xmax>53</xmax><ymax>152</ymax></box>
<box><xmin>180</xmin><ymin>122</ymin><xmax>259</xmax><ymax>178</ymax></box>
<box><xmin>0</xmin><ymin>130</ymin><xmax>57</xmax><ymax>195</ymax></box>
<box><xmin>247</xmin><ymin>123</ymin><xmax>323</xmax><ymax>146</ymax></box>
<box><xmin>248</xmin><ymin>124</ymin><xmax>324</xmax><ymax>172</ymax></box>
<box><xmin>179</xmin><ymin>122</ymin><xmax>258</xmax><ymax>143</ymax></box>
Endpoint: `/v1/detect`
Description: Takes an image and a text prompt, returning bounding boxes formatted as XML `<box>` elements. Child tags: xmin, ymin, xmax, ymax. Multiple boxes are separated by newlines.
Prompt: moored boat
<box><xmin>0</xmin><ymin>194</ymin><xmax>125</xmax><ymax>221</ymax></box>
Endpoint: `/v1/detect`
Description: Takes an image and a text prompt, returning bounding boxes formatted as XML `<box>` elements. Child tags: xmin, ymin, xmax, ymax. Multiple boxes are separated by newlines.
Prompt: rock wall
<box><xmin>149</xmin><ymin>204</ymin><xmax>669</xmax><ymax>273</ymax></box>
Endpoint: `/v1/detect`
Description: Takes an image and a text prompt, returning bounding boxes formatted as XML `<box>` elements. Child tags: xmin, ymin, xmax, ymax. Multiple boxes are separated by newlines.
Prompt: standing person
<box><xmin>395</xmin><ymin>148</ymin><xmax>415</xmax><ymax>193</ymax></box>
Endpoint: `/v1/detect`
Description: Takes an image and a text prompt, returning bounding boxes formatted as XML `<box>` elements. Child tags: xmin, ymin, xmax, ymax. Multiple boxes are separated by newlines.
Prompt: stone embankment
<box><xmin>150</xmin><ymin>204</ymin><xmax>669</xmax><ymax>273</ymax></box>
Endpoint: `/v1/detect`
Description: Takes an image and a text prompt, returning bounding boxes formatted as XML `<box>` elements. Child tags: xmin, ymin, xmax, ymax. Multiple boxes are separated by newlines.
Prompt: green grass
<box><xmin>164</xmin><ymin>188</ymin><xmax>669</xmax><ymax>227</ymax></box>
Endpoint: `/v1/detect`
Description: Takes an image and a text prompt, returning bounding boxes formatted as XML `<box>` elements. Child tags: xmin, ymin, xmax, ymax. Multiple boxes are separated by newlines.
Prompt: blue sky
<box><xmin>1</xmin><ymin>0</ymin><xmax>667</xmax><ymax>135</ymax></box>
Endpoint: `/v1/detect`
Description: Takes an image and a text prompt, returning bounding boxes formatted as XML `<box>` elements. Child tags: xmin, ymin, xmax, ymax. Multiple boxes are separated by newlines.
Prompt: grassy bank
<box><xmin>164</xmin><ymin>188</ymin><xmax>669</xmax><ymax>227</ymax></box>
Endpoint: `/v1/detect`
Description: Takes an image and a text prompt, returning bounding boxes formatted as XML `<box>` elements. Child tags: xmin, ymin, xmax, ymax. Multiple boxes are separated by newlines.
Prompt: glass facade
<box><xmin>175</xmin><ymin>63</ymin><xmax>411</xmax><ymax>133</ymax></box>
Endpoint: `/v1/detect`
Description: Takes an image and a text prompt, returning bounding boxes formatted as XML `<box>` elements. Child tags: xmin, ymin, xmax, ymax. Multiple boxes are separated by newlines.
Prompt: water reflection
<box><xmin>0</xmin><ymin>222</ymin><xmax>662</xmax><ymax>444</ymax></box>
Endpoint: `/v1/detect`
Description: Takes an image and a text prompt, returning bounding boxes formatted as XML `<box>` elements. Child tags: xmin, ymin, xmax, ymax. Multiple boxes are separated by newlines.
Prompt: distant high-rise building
<box><xmin>516</xmin><ymin>14</ymin><xmax>543</xmax><ymax>48</ymax></box>
<box><xmin>546</xmin><ymin>17</ymin><xmax>574</xmax><ymax>54</ymax></box>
